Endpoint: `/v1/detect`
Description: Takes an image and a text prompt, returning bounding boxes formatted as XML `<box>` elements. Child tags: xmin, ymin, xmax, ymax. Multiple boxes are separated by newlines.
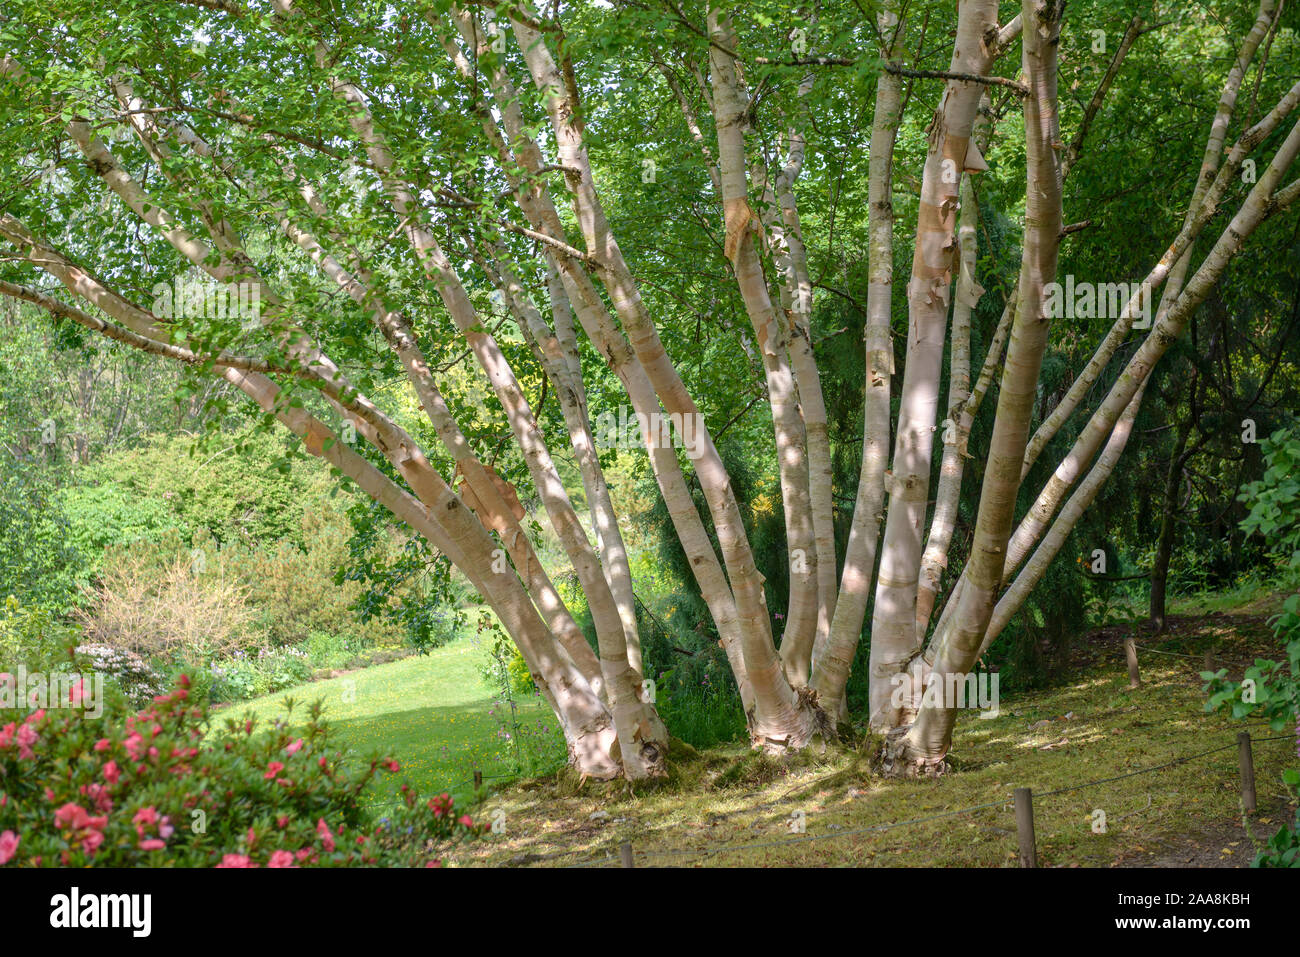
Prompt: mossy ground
<box><xmin>449</xmin><ymin>595</ymin><xmax>1297</xmax><ymax>867</ymax></box>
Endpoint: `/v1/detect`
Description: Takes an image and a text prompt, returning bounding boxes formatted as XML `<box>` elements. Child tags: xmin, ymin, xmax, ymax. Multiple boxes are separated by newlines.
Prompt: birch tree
<box><xmin>1</xmin><ymin>0</ymin><xmax>1297</xmax><ymax>778</ymax></box>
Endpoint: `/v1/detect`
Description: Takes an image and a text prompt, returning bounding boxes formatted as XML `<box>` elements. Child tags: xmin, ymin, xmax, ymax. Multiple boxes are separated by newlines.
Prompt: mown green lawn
<box><xmin>222</xmin><ymin>636</ymin><xmax>566</xmax><ymax>808</ymax></box>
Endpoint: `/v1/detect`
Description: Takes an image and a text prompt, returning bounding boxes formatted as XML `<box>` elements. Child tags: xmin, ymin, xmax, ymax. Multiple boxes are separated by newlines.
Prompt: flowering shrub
<box><xmin>74</xmin><ymin>643</ymin><xmax>166</xmax><ymax>707</ymax></box>
<box><xmin>0</xmin><ymin>671</ymin><xmax>482</xmax><ymax>867</ymax></box>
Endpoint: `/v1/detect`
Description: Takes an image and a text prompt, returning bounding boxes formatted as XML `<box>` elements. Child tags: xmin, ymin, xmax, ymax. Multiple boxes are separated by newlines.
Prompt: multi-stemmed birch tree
<box><xmin>1</xmin><ymin>0</ymin><xmax>1297</xmax><ymax>778</ymax></box>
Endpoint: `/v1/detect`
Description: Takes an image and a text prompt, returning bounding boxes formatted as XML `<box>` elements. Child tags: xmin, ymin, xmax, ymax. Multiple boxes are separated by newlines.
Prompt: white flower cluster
<box><xmin>75</xmin><ymin>644</ymin><xmax>166</xmax><ymax>706</ymax></box>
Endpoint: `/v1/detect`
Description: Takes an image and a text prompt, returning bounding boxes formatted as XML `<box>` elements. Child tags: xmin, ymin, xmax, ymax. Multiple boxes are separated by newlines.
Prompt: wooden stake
<box><xmin>1237</xmin><ymin>731</ymin><xmax>1257</xmax><ymax>814</ymax></box>
<box><xmin>1124</xmin><ymin>636</ymin><xmax>1140</xmax><ymax>688</ymax></box>
<box><xmin>1015</xmin><ymin>787</ymin><xmax>1037</xmax><ymax>868</ymax></box>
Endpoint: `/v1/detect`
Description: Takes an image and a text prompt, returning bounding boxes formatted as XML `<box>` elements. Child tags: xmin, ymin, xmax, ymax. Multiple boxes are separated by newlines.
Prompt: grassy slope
<box><xmin>454</xmin><ymin>596</ymin><xmax>1298</xmax><ymax>868</ymax></box>
<box><xmin>227</xmin><ymin>592</ymin><xmax>1298</xmax><ymax>867</ymax></box>
<box><xmin>224</xmin><ymin>636</ymin><xmax>565</xmax><ymax>808</ymax></box>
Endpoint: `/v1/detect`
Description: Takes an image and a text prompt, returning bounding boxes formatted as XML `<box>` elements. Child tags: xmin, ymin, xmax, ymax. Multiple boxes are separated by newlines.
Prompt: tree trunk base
<box><xmin>565</xmin><ymin>719</ymin><xmax>624</xmax><ymax>781</ymax></box>
<box><xmin>879</xmin><ymin>725</ymin><xmax>949</xmax><ymax>778</ymax></box>
<box><xmin>750</xmin><ymin>686</ymin><xmax>835</xmax><ymax>755</ymax></box>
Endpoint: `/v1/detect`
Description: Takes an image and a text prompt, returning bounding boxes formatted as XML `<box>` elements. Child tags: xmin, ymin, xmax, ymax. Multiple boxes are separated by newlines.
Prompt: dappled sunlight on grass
<box><xmin>449</xmin><ymin>611</ymin><xmax>1297</xmax><ymax>868</ymax></box>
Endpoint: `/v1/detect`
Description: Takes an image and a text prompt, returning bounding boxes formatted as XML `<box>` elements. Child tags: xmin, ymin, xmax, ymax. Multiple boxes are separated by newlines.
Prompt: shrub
<box><xmin>1205</xmin><ymin>426</ymin><xmax>1300</xmax><ymax>867</ymax></box>
<box><xmin>73</xmin><ymin>503</ymin><xmax>415</xmax><ymax>706</ymax></box>
<box><xmin>56</xmin><ymin>483</ymin><xmax>179</xmax><ymax>575</ymax></box>
<box><xmin>0</xmin><ymin>671</ymin><xmax>482</xmax><ymax>867</ymax></box>
<box><xmin>61</xmin><ymin>432</ymin><xmax>332</xmax><ymax>552</ymax></box>
<box><xmin>1238</xmin><ymin>426</ymin><xmax>1300</xmax><ymax>576</ymax></box>
<box><xmin>230</xmin><ymin>506</ymin><xmax>406</xmax><ymax>650</ymax></box>
<box><xmin>0</xmin><ymin>598</ymin><xmax>82</xmax><ymax>674</ymax></box>
<box><xmin>0</xmin><ymin>471</ymin><xmax>83</xmax><ymax>612</ymax></box>
<box><xmin>73</xmin><ymin>533</ymin><xmax>258</xmax><ymax>661</ymax></box>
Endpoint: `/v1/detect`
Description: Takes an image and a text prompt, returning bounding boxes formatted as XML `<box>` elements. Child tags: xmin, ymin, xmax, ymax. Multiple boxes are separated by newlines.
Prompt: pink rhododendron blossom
<box><xmin>15</xmin><ymin>723</ymin><xmax>37</xmax><ymax>759</ymax></box>
<box><xmin>316</xmin><ymin>818</ymin><xmax>335</xmax><ymax>852</ymax></box>
<box><xmin>0</xmin><ymin>830</ymin><xmax>18</xmax><ymax>865</ymax></box>
<box><xmin>55</xmin><ymin>803</ymin><xmax>91</xmax><ymax>829</ymax></box>
<box><xmin>79</xmin><ymin>783</ymin><xmax>113</xmax><ymax>814</ymax></box>
<box><xmin>132</xmin><ymin>807</ymin><xmax>159</xmax><ymax>829</ymax></box>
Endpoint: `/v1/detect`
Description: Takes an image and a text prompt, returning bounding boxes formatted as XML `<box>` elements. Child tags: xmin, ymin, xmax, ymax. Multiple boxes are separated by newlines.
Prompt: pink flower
<box><xmin>159</xmin><ymin>818</ymin><xmax>175</xmax><ymax>840</ymax></box>
<box><xmin>132</xmin><ymin>807</ymin><xmax>159</xmax><ymax>829</ymax></box>
<box><xmin>0</xmin><ymin>830</ymin><xmax>18</xmax><ymax>865</ymax></box>
<box><xmin>15</xmin><ymin>723</ymin><xmax>37</xmax><ymax>760</ymax></box>
<box><xmin>80</xmin><ymin>830</ymin><xmax>104</xmax><ymax>855</ymax></box>
<box><xmin>216</xmin><ymin>854</ymin><xmax>256</xmax><ymax>868</ymax></box>
<box><xmin>0</xmin><ymin>723</ymin><xmax>13</xmax><ymax>748</ymax></box>
<box><xmin>316</xmin><ymin>818</ymin><xmax>335</xmax><ymax>852</ymax></box>
<box><xmin>264</xmin><ymin>761</ymin><xmax>284</xmax><ymax>780</ymax></box>
<box><xmin>102</xmin><ymin>760</ymin><xmax>121</xmax><ymax>784</ymax></box>
<box><xmin>124</xmin><ymin>732</ymin><xmax>144</xmax><ymax>760</ymax></box>
<box><xmin>68</xmin><ymin>679</ymin><xmax>85</xmax><ymax>706</ymax></box>
<box><xmin>384</xmin><ymin>759</ymin><xmax>400</xmax><ymax>772</ymax></box>
<box><xmin>55</xmin><ymin>803</ymin><xmax>91</xmax><ymax>829</ymax></box>
<box><xmin>285</xmin><ymin>738</ymin><xmax>303</xmax><ymax>755</ymax></box>
<box><xmin>93</xmin><ymin>738</ymin><xmax>110</xmax><ymax>752</ymax></box>
<box><xmin>79</xmin><ymin>783</ymin><xmax>113</xmax><ymax>814</ymax></box>
<box><xmin>139</xmin><ymin>839</ymin><xmax>166</xmax><ymax>851</ymax></box>
<box><xmin>267</xmin><ymin>850</ymin><xmax>296</xmax><ymax>868</ymax></box>
<box><xmin>458</xmin><ymin>815</ymin><xmax>474</xmax><ymax>829</ymax></box>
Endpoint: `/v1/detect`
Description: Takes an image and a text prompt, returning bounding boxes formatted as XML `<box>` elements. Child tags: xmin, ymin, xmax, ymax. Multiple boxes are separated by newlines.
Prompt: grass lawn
<box><xmin>221</xmin><ymin>635</ymin><xmax>567</xmax><ymax>808</ymax></box>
